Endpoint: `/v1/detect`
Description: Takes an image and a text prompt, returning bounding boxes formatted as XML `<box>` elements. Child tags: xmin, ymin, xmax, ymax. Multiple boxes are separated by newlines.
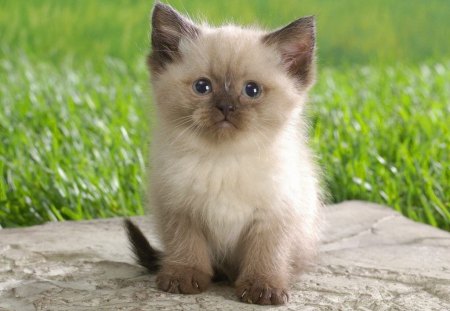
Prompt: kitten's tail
<box><xmin>124</xmin><ymin>219</ymin><xmax>162</xmax><ymax>273</ymax></box>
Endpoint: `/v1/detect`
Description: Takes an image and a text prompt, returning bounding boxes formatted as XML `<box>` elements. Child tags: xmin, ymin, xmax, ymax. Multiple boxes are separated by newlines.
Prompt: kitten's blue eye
<box><xmin>243</xmin><ymin>81</ymin><xmax>261</xmax><ymax>98</ymax></box>
<box><xmin>193</xmin><ymin>78</ymin><xmax>212</xmax><ymax>95</ymax></box>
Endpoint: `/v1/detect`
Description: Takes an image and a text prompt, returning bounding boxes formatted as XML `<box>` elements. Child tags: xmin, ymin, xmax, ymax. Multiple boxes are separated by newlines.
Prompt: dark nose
<box><xmin>216</xmin><ymin>102</ymin><xmax>235</xmax><ymax>118</ymax></box>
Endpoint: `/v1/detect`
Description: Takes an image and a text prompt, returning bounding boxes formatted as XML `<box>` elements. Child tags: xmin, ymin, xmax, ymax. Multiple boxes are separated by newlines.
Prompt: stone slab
<box><xmin>0</xmin><ymin>201</ymin><xmax>449</xmax><ymax>310</ymax></box>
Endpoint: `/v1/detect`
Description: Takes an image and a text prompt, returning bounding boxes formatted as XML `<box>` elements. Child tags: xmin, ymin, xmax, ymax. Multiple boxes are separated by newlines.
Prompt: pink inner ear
<box><xmin>280</xmin><ymin>42</ymin><xmax>310</xmax><ymax>69</ymax></box>
<box><xmin>262</xmin><ymin>16</ymin><xmax>315</xmax><ymax>84</ymax></box>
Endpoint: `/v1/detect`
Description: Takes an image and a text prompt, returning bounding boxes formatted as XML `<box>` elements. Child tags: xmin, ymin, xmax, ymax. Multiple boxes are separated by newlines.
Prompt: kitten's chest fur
<box><xmin>152</xmin><ymin>138</ymin><xmax>289</xmax><ymax>254</ymax></box>
<box><xmin>150</xmin><ymin>126</ymin><xmax>319</xmax><ymax>259</ymax></box>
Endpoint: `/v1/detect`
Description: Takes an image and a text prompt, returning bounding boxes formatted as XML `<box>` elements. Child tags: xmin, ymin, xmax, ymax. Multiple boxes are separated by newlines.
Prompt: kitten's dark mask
<box><xmin>149</xmin><ymin>3</ymin><xmax>316</xmax><ymax>143</ymax></box>
<box><xmin>192</xmin><ymin>78</ymin><xmax>262</xmax><ymax>128</ymax></box>
<box><xmin>188</xmin><ymin>76</ymin><xmax>265</xmax><ymax>140</ymax></box>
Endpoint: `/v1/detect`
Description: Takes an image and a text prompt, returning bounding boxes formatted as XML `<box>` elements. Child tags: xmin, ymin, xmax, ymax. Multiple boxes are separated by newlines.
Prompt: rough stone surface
<box><xmin>0</xmin><ymin>201</ymin><xmax>449</xmax><ymax>310</ymax></box>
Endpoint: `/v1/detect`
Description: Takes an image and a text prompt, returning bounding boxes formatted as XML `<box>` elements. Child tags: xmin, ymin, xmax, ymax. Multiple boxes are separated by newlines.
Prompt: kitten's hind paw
<box><xmin>156</xmin><ymin>265</ymin><xmax>211</xmax><ymax>294</ymax></box>
<box><xmin>236</xmin><ymin>278</ymin><xmax>289</xmax><ymax>305</ymax></box>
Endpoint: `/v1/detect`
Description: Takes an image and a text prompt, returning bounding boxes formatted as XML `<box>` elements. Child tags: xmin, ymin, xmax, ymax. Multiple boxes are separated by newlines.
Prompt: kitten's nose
<box><xmin>216</xmin><ymin>103</ymin><xmax>235</xmax><ymax>118</ymax></box>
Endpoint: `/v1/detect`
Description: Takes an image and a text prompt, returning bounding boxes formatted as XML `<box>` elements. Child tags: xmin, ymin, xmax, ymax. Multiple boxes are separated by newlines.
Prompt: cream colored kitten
<box><xmin>125</xmin><ymin>2</ymin><xmax>323</xmax><ymax>305</ymax></box>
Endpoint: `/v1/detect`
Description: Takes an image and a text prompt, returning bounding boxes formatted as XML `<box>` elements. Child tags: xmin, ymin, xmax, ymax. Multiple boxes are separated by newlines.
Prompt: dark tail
<box><xmin>124</xmin><ymin>219</ymin><xmax>162</xmax><ymax>273</ymax></box>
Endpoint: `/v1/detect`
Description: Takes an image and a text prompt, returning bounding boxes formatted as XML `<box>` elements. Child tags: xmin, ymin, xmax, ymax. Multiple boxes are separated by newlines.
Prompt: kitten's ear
<box><xmin>149</xmin><ymin>2</ymin><xmax>200</xmax><ymax>73</ymax></box>
<box><xmin>263</xmin><ymin>16</ymin><xmax>316</xmax><ymax>88</ymax></box>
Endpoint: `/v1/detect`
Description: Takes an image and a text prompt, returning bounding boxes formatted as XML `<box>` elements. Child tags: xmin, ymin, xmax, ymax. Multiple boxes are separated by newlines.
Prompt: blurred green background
<box><xmin>0</xmin><ymin>0</ymin><xmax>449</xmax><ymax>229</ymax></box>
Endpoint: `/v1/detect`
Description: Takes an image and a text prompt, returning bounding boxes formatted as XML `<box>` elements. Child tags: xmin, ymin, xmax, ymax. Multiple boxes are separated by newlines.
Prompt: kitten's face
<box><xmin>149</xmin><ymin>4</ymin><xmax>315</xmax><ymax>145</ymax></box>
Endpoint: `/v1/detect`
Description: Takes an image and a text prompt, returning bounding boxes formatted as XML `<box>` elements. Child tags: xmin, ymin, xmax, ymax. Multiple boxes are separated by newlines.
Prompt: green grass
<box><xmin>0</xmin><ymin>0</ymin><xmax>449</xmax><ymax>229</ymax></box>
<box><xmin>0</xmin><ymin>56</ymin><xmax>149</xmax><ymax>226</ymax></box>
<box><xmin>1</xmin><ymin>0</ymin><xmax>449</xmax><ymax>67</ymax></box>
<box><xmin>311</xmin><ymin>64</ymin><xmax>450</xmax><ymax>229</ymax></box>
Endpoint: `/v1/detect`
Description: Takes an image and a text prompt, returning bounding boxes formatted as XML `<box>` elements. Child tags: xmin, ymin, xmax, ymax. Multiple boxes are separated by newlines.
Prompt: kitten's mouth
<box><xmin>215</xmin><ymin>120</ymin><xmax>236</xmax><ymax>129</ymax></box>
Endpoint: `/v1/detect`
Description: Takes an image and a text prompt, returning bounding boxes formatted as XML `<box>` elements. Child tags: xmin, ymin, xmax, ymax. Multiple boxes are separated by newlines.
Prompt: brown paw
<box><xmin>156</xmin><ymin>265</ymin><xmax>212</xmax><ymax>294</ymax></box>
<box><xmin>236</xmin><ymin>278</ymin><xmax>289</xmax><ymax>305</ymax></box>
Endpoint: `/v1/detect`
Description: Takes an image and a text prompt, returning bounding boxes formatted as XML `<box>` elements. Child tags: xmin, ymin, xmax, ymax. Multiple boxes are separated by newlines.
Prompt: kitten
<box><xmin>125</xmin><ymin>2</ymin><xmax>323</xmax><ymax>305</ymax></box>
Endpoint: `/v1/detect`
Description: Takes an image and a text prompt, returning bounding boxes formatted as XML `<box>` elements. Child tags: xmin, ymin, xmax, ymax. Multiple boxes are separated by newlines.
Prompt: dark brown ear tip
<box><xmin>153</xmin><ymin>1</ymin><xmax>171</xmax><ymax>12</ymax></box>
<box><xmin>295</xmin><ymin>15</ymin><xmax>316</xmax><ymax>29</ymax></box>
<box><xmin>152</xmin><ymin>2</ymin><xmax>176</xmax><ymax>20</ymax></box>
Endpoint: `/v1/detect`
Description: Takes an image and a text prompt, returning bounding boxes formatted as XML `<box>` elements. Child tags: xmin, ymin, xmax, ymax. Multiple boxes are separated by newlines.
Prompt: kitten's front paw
<box><xmin>236</xmin><ymin>278</ymin><xmax>289</xmax><ymax>305</ymax></box>
<box><xmin>156</xmin><ymin>265</ymin><xmax>211</xmax><ymax>294</ymax></box>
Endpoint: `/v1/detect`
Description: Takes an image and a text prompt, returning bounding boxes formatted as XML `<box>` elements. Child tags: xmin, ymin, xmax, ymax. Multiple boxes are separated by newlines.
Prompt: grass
<box><xmin>0</xmin><ymin>0</ymin><xmax>449</xmax><ymax>229</ymax></box>
<box><xmin>311</xmin><ymin>64</ymin><xmax>449</xmax><ymax>229</ymax></box>
<box><xmin>0</xmin><ymin>56</ymin><xmax>148</xmax><ymax>226</ymax></box>
<box><xmin>1</xmin><ymin>0</ymin><xmax>449</xmax><ymax>67</ymax></box>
